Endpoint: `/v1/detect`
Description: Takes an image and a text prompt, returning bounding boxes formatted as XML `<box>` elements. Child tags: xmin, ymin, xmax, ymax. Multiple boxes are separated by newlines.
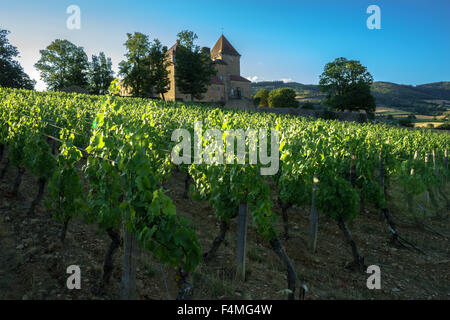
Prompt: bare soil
<box><xmin>0</xmin><ymin>149</ymin><xmax>449</xmax><ymax>300</ymax></box>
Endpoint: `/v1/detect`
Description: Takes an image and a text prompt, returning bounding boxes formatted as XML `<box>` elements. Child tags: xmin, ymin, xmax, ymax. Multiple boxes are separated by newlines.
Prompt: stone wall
<box><xmin>224</xmin><ymin>97</ymin><xmax>254</xmax><ymax>110</ymax></box>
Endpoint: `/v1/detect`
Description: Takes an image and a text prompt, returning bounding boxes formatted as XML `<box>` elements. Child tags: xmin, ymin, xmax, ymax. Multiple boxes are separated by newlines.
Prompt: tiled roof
<box><xmin>229</xmin><ymin>75</ymin><xmax>251</xmax><ymax>83</ymax></box>
<box><xmin>167</xmin><ymin>41</ymin><xmax>179</xmax><ymax>55</ymax></box>
<box><xmin>211</xmin><ymin>35</ymin><xmax>241</xmax><ymax>57</ymax></box>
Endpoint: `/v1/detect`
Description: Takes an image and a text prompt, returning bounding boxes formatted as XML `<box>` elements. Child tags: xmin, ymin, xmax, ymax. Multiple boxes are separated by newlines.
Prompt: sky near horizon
<box><xmin>1</xmin><ymin>0</ymin><xmax>449</xmax><ymax>91</ymax></box>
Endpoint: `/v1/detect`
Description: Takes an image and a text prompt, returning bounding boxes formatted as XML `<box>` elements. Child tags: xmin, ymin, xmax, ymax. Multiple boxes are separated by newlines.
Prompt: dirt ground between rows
<box><xmin>0</xmin><ymin>148</ymin><xmax>449</xmax><ymax>300</ymax></box>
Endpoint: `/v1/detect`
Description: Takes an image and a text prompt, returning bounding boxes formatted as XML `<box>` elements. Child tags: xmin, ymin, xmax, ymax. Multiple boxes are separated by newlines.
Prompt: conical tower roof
<box><xmin>211</xmin><ymin>35</ymin><xmax>241</xmax><ymax>57</ymax></box>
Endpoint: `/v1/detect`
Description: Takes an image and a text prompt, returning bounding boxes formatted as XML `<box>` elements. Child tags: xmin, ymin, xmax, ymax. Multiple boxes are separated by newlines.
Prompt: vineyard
<box><xmin>0</xmin><ymin>84</ymin><xmax>449</xmax><ymax>300</ymax></box>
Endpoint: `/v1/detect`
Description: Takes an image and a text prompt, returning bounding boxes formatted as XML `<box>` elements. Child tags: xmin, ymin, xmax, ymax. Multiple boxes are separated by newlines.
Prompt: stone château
<box><xmin>121</xmin><ymin>35</ymin><xmax>252</xmax><ymax>107</ymax></box>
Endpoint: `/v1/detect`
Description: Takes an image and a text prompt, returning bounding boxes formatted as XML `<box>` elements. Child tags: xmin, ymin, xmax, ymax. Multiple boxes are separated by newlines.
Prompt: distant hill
<box><xmin>251</xmin><ymin>81</ymin><xmax>450</xmax><ymax>114</ymax></box>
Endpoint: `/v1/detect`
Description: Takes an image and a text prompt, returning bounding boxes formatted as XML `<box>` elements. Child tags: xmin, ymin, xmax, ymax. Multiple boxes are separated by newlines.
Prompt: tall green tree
<box><xmin>268</xmin><ymin>88</ymin><xmax>299</xmax><ymax>108</ymax></box>
<box><xmin>88</xmin><ymin>52</ymin><xmax>115</xmax><ymax>94</ymax></box>
<box><xmin>319</xmin><ymin>57</ymin><xmax>376</xmax><ymax>117</ymax></box>
<box><xmin>174</xmin><ymin>30</ymin><xmax>216</xmax><ymax>102</ymax></box>
<box><xmin>34</xmin><ymin>39</ymin><xmax>89</xmax><ymax>90</ymax></box>
<box><xmin>149</xmin><ymin>39</ymin><xmax>171</xmax><ymax>101</ymax></box>
<box><xmin>119</xmin><ymin>32</ymin><xmax>153</xmax><ymax>97</ymax></box>
<box><xmin>254</xmin><ymin>89</ymin><xmax>269</xmax><ymax>107</ymax></box>
<box><xmin>0</xmin><ymin>29</ymin><xmax>35</xmax><ymax>89</ymax></box>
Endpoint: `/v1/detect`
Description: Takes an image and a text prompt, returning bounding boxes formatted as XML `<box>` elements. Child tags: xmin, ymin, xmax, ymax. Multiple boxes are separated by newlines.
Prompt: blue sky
<box><xmin>1</xmin><ymin>0</ymin><xmax>449</xmax><ymax>90</ymax></box>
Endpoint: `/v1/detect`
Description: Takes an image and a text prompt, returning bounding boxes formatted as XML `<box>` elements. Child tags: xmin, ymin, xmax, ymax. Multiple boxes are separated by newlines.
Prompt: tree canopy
<box><xmin>174</xmin><ymin>30</ymin><xmax>216</xmax><ymax>101</ymax></box>
<box><xmin>119</xmin><ymin>32</ymin><xmax>153</xmax><ymax>97</ymax></box>
<box><xmin>119</xmin><ymin>33</ymin><xmax>173</xmax><ymax>99</ymax></box>
<box><xmin>319</xmin><ymin>57</ymin><xmax>376</xmax><ymax>116</ymax></box>
<box><xmin>254</xmin><ymin>89</ymin><xmax>269</xmax><ymax>107</ymax></box>
<box><xmin>0</xmin><ymin>29</ymin><xmax>35</xmax><ymax>89</ymax></box>
<box><xmin>268</xmin><ymin>88</ymin><xmax>299</xmax><ymax>108</ymax></box>
<box><xmin>88</xmin><ymin>52</ymin><xmax>115</xmax><ymax>95</ymax></box>
<box><xmin>35</xmin><ymin>39</ymin><xmax>89</xmax><ymax>91</ymax></box>
<box><xmin>149</xmin><ymin>39</ymin><xmax>171</xmax><ymax>101</ymax></box>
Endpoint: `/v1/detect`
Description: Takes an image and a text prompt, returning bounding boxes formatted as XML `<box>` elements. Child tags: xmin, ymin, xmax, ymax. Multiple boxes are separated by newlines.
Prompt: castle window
<box><xmin>219</xmin><ymin>75</ymin><xmax>223</xmax><ymax>81</ymax></box>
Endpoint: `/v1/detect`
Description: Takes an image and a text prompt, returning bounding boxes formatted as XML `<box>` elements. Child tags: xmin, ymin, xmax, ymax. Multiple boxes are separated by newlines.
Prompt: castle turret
<box><xmin>211</xmin><ymin>35</ymin><xmax>241</xmax><ymax>76</ymax></box>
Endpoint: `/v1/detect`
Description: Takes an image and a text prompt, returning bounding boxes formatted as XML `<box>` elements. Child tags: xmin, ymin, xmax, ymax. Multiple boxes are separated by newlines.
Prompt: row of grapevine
<box><xmin>0</xmin><ymin>85</ymin><xmax>448</xmax><ymax>299</ymax></box>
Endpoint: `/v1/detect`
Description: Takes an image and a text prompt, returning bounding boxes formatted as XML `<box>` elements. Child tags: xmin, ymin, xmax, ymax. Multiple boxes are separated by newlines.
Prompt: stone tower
<box><xmin>211</xmin><ymin>34</ymin><xmax>241</xmax><ymax>76</ymax></box>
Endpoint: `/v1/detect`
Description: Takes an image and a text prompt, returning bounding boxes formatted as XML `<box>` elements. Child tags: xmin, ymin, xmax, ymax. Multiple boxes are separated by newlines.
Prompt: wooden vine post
<box><xmin>379</xmin><ymin>152</ymin><xmax>399</xmax><ymax>243</ymax></box>
<box><xmin>425</xmin><ymin>153</ymin><xmax>430</xmax><ymax>204</ymax></box>
<box><xmin>348</xmin><ymin>155</ymin><xmax>357</xmax><ymax>226</ymax></box>
<box><xmin>51</xmin><ymin>124</ymin><xmax>57</xmax><ymax>155</ymax></box>
<box><xmin>379</xmin><ymin>152</ymin><xmax>386</xmax><ymax>197</ymax></box>
<box><xmin>309</xmin><ymin>174</ymin><xmax>319</xmax><ymax>253</ymax></box>
<box><xmin>411</xmin><ymin>151</ymin><xmax>418</xmax><ymax>175</ymax></box>
<box><xmin>440</xmin><ymin>149</ymin><xmax>449</xmax><ymax>211</ymax></box>
<box><xmin>444</xmin><ymin>149</ymin><xmax>448</xmax><ymax>187</ymax></box>
<box><xmin>432</xmin><ymin>150</ymin><xmax>438</xmax><ymax>175</ymax></box>
<box><xmin>120</xmin><ymin>226</ymin><xmax>139</xmax><ymax>300</ymax></box>
<box><xmin>426</xmin><ymin>152</ymin><xmax>440</xmax><ymax>217</ymax></box>
<box><xmin>236</xmin><ymin>202</ymin><xmax>248</xmax><ymax>281</ymax></box>
<box><xmin>445</xmin><ymin>149</ymin><xmax>449</xmax><ymax>171</ymax></box>
<box><xmin>349</xmin><ymin>154</ymin><xmax>357</xmax><ymax>187</ymax></box>
<box><xmin>444</xmin><ymin>149</ymin><xmax>449</xmax><ymax>191</ymax></box>
<box><xmin>407</xmin><ymin>151</ymin><xmax>418</xmax><ymax>213</ymax></box>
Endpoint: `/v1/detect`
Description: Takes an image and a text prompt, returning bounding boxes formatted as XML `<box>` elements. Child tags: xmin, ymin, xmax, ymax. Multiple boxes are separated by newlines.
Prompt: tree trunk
<box><xmin>176</xmin><ymin>268</ymin><xmax>194</xmax><ymax>300</ymax></box>
<box><xmin>100</xmin><ymin>228</ymin><xmax>121</xmax><ymax>291</ymax></box>
<box><xmin>1</xmin><ymin>158</ymin><xmax>10</xmax><ymax>179</ymax></box>
<box><xmin>12</xmin><ymin>167</ymin><xmax>25</xmax><ymax>196</ymax></box>
<box><xmin>281</xmin><ymin>205</ymin><xmax>290</xmax><ymax>240</ymax></box>
<box><xmin>379</xmin><ymin>153</ymin><xmax>400</xmax><ymax>244</ymax></box>
<box><xmin>60</xmin><ymin>216</ymin><xmax>71</xmax><ymax>243</ymax></box>
<box><xmin>104</xmin><ymin>228</ymin><xmax>121</xmax><ymax>282</ymax></box>
<box><xmin>278</xmin><ymin>198</ymin><xmax>291</xmax><ymax>240</ymax></box>
<box><xmin>381</xmin><ymin>208</ymin><xmax>400</xmax><ymax>244</ymax></box>
<box><xmin>28</xmin><ymin>178</ymin><xmax>46</xmax><ymax>215</ymax></box>
<box><xmin>337</xmin><ymin>217</ymin><xmax>365</xmax><ymax>273</ymax></box>
<box><xmin>269</xmin><ymin>237</ymin><xmax>303</xmax><ymax>300</ymax></box>
<box><xmin>183</xmin><ymin>173</ymin><xmax>190</xmax><ymax>199</ymax></box>
<box><xmin>91</xmin><ymin>228</ymin><xmax>121</xmax><ymax>295</ymax></box>
<box><xmin>203</xmin><ymin>219</ymin><xmax>229</xmax><ymax>262</ymax></box>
